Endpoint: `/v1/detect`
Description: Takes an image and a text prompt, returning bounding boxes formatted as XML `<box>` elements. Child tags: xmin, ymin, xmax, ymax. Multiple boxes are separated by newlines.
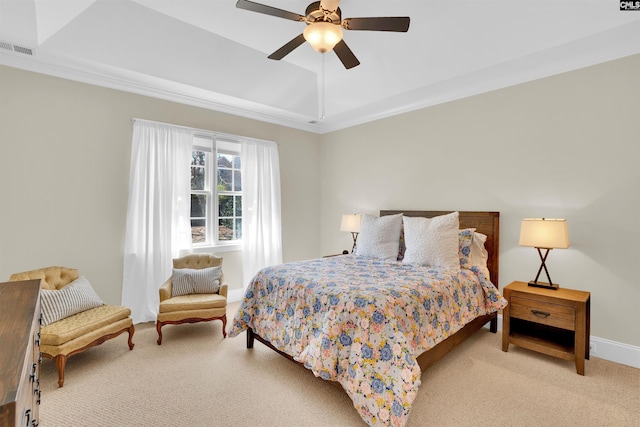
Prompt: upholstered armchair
<box><xmin>156</xmin><ymin>254</ymin><xmax>228</xmax><ymax>345</ymax></box>
<box><xmin>9</xmin><ymin>267</ymin><xmax>134</xmax><ymax>387</ymax></box>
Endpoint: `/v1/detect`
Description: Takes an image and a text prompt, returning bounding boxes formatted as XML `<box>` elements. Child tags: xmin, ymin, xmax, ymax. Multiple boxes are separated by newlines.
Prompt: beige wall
<box><xmin>320</xmin><ymin>54</ymin><xmax>640</xmax><ymax>347</ymax></box>
<box><xmin>2</xmin><ymin>55</ymin><xmax>639</xmax><ymax>348</ymax></box>
<box><xmin>0</xmin><ymin>65</ymin><xmax>321</xmax><ymax>305</ymax></box>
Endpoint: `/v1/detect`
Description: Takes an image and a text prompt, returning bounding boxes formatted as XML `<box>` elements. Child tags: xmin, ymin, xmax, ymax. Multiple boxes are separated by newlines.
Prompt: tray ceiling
<box><xmin>1</xmin><ymin>0</ymin><xmax>638</xmax><ymax>133</ymax></box>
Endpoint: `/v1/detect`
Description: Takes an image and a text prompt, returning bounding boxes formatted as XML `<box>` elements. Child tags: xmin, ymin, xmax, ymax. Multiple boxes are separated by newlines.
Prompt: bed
<box><xmin>229</xmin><ymin>210</ymin><xmax>506</xmax><ymax>427</ymax></box>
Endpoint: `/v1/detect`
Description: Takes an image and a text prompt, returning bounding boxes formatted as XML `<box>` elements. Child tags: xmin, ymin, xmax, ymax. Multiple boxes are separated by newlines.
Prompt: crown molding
<box><xmin>0</xmin><ymin>50</ymin><xmax>325</xmax><ymax>134</ymax></box>
<box><xmin>2</xmin><ymin>21</ymin><xmax>638</xmax><ymax>135</ymax></box>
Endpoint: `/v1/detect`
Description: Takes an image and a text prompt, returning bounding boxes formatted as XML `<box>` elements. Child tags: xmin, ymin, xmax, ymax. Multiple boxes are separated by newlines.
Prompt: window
<box><xmin>190</xmin><ymin>135</ymin><xmax>242</xmax><ymax>246</ymax></box>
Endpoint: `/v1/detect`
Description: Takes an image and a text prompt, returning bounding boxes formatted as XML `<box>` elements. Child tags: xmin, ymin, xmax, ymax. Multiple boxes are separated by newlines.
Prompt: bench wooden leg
<box><xmin>54</xmin><ymin>355</ymin><xmax>67</xmax><ymax>388</ymax></box>
<box><xmin>221</xmin><ymin>314</ymin><xmax>227</xmax><ymax>338</ymax></box>
<box><xmin>45</xmin><ymin>323</ymin><xmax>135</xmax><ymax>387</ymax></box>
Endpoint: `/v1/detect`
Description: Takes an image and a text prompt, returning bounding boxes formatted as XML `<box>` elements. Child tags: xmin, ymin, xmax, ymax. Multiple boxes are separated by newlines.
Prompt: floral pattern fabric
<box><xmin>229</xmin><ymin>255</ymin><xmax>506</xmax><ymax>427</ymax></box>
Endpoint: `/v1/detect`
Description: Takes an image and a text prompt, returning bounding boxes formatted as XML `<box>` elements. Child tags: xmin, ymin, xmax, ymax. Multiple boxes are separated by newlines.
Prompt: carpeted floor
<box><xmin>39</xmin><ymin>304</ymin><xmax>640</xmax><ymax>426</ymax></box>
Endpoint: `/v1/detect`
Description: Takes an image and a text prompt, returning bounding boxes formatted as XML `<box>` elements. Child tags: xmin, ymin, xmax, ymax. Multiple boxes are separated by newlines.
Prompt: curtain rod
<box><xmin>131</xmin><ymin>118</ymin><xmax>225</xmax><ymax>138</ymax></box>
<box><xmin>130</xmin><ymin>117</ymin><xmax>277</xmax><ymax>145</ymax></box>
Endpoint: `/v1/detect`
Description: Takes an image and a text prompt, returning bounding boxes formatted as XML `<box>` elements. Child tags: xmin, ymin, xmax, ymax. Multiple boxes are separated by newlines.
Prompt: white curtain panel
<box><xmin>241</xmin><ymin>139</ymin><xmax>283</xmax><ymax>287</ymax></box>
<box><xmin>122</xmin><ymin>120</ymin><xmax>193</xmax><ymax>323</ymax></box>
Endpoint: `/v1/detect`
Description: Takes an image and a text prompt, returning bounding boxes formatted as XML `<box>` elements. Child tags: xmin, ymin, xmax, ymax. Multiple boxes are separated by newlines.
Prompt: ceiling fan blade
<box><xmin>320</xmin><ymin>0</ymin><xmax>341</xmax><ymax>12</ymax></box>
<box><xmin>236</xmin><ymin>0</ymin><xmax>305</xmax><ymax>22</ymax></box>
<box><xmin>342</xmin><ymin>17</ymin><xmax>410</xmax><ymax>32</ymax></box>
<box><xmin>333</xmin><ymin>40</ymin><xmax>360</xmax><ymax>69</ymax></box>
<box><xmin>268</xmin><ymin>34</ymin><xmax>306</xmax><ymax>60</ymax></box>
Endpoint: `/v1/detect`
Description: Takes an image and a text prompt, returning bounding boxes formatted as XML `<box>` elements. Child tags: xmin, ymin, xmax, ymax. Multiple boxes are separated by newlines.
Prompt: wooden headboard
<box><xmin>380</xmin><ymin>210</ymin><xmax>500</xmax><ymax>289</ymax></box>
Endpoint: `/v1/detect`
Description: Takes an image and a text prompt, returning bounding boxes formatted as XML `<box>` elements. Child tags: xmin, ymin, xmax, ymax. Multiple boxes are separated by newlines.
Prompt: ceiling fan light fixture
<box><xmin>303</xmin><ymin>22</ymin><xmax>343</xmax><ymax>53</ymax></box>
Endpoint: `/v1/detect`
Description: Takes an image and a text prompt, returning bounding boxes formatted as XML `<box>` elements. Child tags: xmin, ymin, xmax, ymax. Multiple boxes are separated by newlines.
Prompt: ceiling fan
<box><xmin>236</xmin><ymin>0</ymin><xmax>410</xmax><ymax>69</ymax></box>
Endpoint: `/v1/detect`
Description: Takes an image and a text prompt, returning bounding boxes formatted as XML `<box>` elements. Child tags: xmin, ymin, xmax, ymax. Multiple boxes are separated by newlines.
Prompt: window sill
<box><xmin>189</xmin><ymin>244</ymin><xmax>243</xmax><ymax>254</ymax></box>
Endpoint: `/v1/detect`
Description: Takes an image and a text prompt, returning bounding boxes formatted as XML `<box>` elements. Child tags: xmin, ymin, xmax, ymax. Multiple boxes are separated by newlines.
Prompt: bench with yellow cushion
<box><xmin>9</xmin><ymin>267</ymin><xmax>134</xmax><ymax>387</ymax></box>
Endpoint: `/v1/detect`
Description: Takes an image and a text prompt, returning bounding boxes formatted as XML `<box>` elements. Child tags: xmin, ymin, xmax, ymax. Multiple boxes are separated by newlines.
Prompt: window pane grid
<box><xmin>218</xmin><ymin>191</ymin><xmax>241</xmax><ymax>241</ymax></box>
<box><xmin>191</xmin><ymin>150</ymin><xmax>210</xmax><ymax>244</ymax></box>
<box><xmin>190</xmin><ymin>141</ymin><xmax>242</xmax><ymax>245</ymax></box>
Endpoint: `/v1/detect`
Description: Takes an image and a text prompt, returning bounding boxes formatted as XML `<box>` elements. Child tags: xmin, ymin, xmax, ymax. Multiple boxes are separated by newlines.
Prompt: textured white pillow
<box><xmin>172</xmin><ymin>266</ymin><xmax>222</xmax><ymax>296</ymax></box>
<box><xmin>355</xmin><ymin>213</ymin><xmax>403</xmax><ymax>261</ymax></box>
<box><xmin>402</xmin><ymin>212</ymin><xmax>460</xmax><ymax>271</ymax></box>
<box><xmin>40</xmin><ymin>276</ymin><xmax>104</xmax><ymax>326</ymax></box>
<box><xmin>471</xmin><ymin>232</ymin><xmax>491</xmax><ymax>280</ymax></box>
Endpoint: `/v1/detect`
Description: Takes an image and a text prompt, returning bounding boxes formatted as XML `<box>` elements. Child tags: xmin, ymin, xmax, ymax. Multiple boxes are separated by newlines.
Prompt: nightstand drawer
<box><xmin>510</xmin><ymin>295</ymin><xmax>575</xmax><ymax>330</ymax></box>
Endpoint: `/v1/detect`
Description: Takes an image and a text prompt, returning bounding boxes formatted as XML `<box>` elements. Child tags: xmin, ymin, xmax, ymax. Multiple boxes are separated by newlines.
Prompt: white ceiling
<box><xmin>1</xmin><ymin>0</ymin><xmax>638</xmax><ymax>133</ymax></box>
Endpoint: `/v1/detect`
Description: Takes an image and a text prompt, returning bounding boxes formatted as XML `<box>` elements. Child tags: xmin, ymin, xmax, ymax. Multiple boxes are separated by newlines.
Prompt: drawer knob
<box><xmin>531</xmin><ymin>309</ymin><xmax>551</xmax><ymax>318</ymax></box>
<box><xmin>30</xmin><ymin>363</ymin><xmax>37</xmax><ymax>382</ymax></box>
<box><xmin>23</xmin><ymin>409</ymin><xmax>31</xmax><ymax>427</ymax></box>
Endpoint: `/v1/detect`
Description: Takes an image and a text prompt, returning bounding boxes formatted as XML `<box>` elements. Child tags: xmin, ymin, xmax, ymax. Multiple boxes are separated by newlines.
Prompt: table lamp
<box><xmin>519</xmin><ymin>218</ymin><xmax>570</xmax><ymax>290</ymax></box>
<box><xmin>340</xmin><ymin>214</ymin><xmax>362</xmax><ymax>253</ymax></box>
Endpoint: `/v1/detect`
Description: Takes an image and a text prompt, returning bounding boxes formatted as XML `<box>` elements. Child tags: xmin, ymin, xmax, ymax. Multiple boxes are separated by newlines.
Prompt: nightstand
<box><xmin>502</xmin><ymin>281</ymin><xmax>590</xmax><ymax>375</ymax></box>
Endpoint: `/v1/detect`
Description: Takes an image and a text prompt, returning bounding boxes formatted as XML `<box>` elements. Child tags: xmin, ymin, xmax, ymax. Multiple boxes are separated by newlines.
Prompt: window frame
<box><xmin>214</xmin><ymin>139</ymin><xmax>242</xmax><ymax>245</ymax></box>
<box><xmin>191</xmin><ymin>134</ymin><xmax>242</xmax><ymax>252</ymax></box>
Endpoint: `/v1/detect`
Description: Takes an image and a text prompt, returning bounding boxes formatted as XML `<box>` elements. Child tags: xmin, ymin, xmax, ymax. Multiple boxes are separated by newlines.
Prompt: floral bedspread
<box><xmin>229</xmin><ymin>255</ymin><xmax>506</xmax><ymax>427</ymax></box>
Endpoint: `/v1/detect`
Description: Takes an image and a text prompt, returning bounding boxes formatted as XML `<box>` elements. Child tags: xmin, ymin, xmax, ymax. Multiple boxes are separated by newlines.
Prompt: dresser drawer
<box><xmin>510</xmin><ymin>295</ymin><xmax>575</xmax><ymax>330</ymax></box>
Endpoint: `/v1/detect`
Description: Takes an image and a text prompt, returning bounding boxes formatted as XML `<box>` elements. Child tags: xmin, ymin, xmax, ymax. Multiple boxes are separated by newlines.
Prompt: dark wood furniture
<box><xmin>0</xmin><ymin>280</ymin><xmax>42</xmax><ymax>427</ymax></box>
<box><xmin>502</xmin><ymin>281</ymin><xmax>590</xmax><ymax>375</ymax></box>
<box><xmin>247</xmin><ymin>210</ymin><xmax>501</xmax><ymax>373</ymax></box>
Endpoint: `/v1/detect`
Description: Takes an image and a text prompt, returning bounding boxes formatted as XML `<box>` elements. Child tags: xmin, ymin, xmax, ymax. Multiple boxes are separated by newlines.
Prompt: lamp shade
<box><xmin>340</xmin><ymin>214</ymin><xmax>362</xmax><ymax>233</ymax></box>
<box><xmin>519</xmin><ymin>218</ymin><xmax>570</xmax><ymax>249</ymax></box>
<box><xmin>303</xmin><ymin>22</ymin><xmax>343</xmax><ymax>53</ymax></box>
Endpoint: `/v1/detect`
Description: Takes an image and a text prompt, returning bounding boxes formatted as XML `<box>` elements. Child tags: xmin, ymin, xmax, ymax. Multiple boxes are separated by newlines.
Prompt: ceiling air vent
<box><xmin>0</xmin><ymin>40</ymin><xmax>34</xmax><ymax>56</ymax></box>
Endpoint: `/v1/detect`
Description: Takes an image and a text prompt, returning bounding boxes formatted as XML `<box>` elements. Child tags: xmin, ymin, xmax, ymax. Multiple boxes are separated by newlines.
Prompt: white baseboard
<box><xmin>589</xmin><ymin>336</ymin><xmax>640</xmax><ymax>369</ymax></box>
<box><xmin>490</xmin><ymin>314</ymin><xmax>640</xmax><ymax>369</ymax></box>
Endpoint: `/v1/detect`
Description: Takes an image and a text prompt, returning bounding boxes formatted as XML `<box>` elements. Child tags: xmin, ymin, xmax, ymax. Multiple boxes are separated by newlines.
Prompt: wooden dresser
<box><xmin>0</xmin><ymin>280</ymin><xmax>42</xmax><ymax>427</ymax></box>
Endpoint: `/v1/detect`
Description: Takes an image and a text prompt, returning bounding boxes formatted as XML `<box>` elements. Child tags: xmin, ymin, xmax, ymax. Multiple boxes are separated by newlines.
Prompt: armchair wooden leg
<box><xmin>54</xmin><ymin>355</ymin><xmax>67</xmax><ymax>388</ymax></box>
<box><xmin>127</xmin><ymin>324</ymin><xmax>135</xmax><ymax>350</ymax></box>
<box><xmin>156</xmin><ymin>321</ymin><xmax>164</xmax><ymax>345</ymax></box>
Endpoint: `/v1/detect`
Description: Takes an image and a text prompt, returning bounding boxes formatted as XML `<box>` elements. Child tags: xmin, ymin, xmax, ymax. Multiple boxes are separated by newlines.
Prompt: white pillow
<box><xmin>355</xmin><ymin>213</ymin><xmax>403</xmax><ymax>261</ymax></box>
<box><xmin>471</xmin><ymin>232</ymin><xmax>491</xmax><ymax>280</ymax></box>
<box><xmin>402</xmin><ymin>212</ymin><xmax>460</xmax><ymax>271</ymax></box>
<box><xmin>40</xmin><ymin>276</ymin><xmax>104</xmax><ymax>326</ymax></box>
<box><xmin>172</xmin><ymin>266</ymin><xmax>222</xmax><ymax>296</ymax></box>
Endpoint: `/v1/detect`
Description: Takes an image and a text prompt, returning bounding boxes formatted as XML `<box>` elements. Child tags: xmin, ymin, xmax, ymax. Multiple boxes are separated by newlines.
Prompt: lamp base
<box><xmin>528</xmin><ymin>281</ymin><xmax>559</xmax><ymax>290</ymax></box>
